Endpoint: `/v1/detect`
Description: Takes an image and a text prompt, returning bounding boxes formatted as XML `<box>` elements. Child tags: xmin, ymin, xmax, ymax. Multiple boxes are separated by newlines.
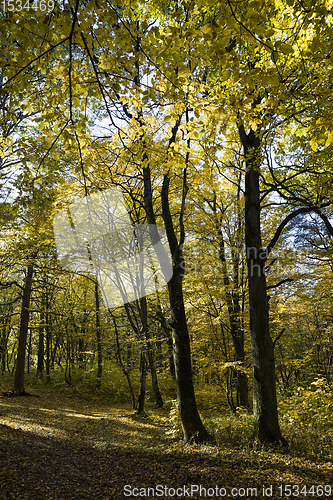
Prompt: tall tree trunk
<box><xmin>12</xmin><ymin>264</ymin><xmax>34</xmax><ymax>395</ymax></box>
<box><xmin>112</xmin><ymin>314</ymin><xmax>136</xmax><ymax>409</ymax></box>
<box><xmin>162</xmin><ymin>172</ymin><xmax>211</xmax><ymax>443</ymax></box>
<box><xmin>1</xmin><ymin>329</ymin><xmax>6</xmax><ymax>373</ymax></box>
<box><xmin>8</xmin><ymin>342</ymin><xmax>17</xmax><ymax>373</ymax></box>
<box><xmin>136</xmin><ymin>351</ymin><xmax>147</xmax><ymax>415</ymax></box>
<box><xmin>27</xmin><ymin>329</ymin><xmax>32</xmax><ymax>374</ymax></box>
<box><xmin>155</xmin><ymin>303</ymin><xmax>176</xmax><ymax>379</ymax></box>
<box><xmin>218</xmin><ymin>217</ymin><xmax>249</xmax><ymax>409</ymax></box>
<box><xmin>155</xmin><ymin>336</ymin><xmax>163</xmax><ymax>370</ymax></box>
<box><xmin>145</xmin><ymin>334</ymin><xmax>163</xmax><ymax>407</ymax></box>
<box><xmin>78</xmin><ymin>338</ymin><xmax>85</xmax><ymax>368</ymax></box>
<box><xmin>79</xmin><ymin>292</ymin><xmax>88</xmax><ymax>369</ymax></box>
<box><xmin>237</xmin><ymin>371</ymin><xmax>249</xmax><ymax>408</ymax></box>
<box><xmin>238</xmin><ymin>123</ymin><xmax>283</xmax><ymax>443</ymax></box>
<box><xmin>1</xmin><ymin>312</ymin><xmax>11</xmax><ymax>374</ymax></box>
<box><xmin>52</xmin><ymin>337</ymin><xmax>60</xmax><ymax>369</ymax></box>
<box><xmin>166</xmin><ymin>334</ymin><xmax>176</xmax><ymax>379</ymax></box>
<box><xmin>142</xmin><ymin>162</ymin><xmax>210</xmax><ymax>442</ymax></box>
<box><xmin>167</xmin><ymin>270</ymin><xmax>210</xmax><ymax>441</ymax></box>
<box><xmin>132</xmin><ymin>44</ymin><xmax>209</xmax><ymax>438</ymax></box>
<box><xmin>127</xmin><ymin>342</ymin><xmax>132</xmax><ymax>370</ymax></box>
<box><xmin>37</xmin><ymin>308</ymin><xmax>44</xmax><ymax>377</ymax></box>
<box><xmin>45</xmin><ymin>294</ymin><xmax>50</xmax><ymax>382</ymax></box>
<box><xmin>95</xmin><ymin>281</ymin><xmax>103</xmax><ymax>385</ymax></box>
<box><xmin>226</xmin><ymin>367</ymin><xmax>236</xmax><ymax>414</ymax></box>
<box><xmin>65</xmin><ymin>326</ymin><xmax>72</xmax><ymax>385</ymax></box>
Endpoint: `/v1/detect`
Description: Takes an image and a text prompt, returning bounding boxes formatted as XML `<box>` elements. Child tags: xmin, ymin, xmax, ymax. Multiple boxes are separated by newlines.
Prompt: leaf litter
<box><xmin>0</xmin><ymin>392</ymin><xmax>332</xmax><ymax>499</ymax></box>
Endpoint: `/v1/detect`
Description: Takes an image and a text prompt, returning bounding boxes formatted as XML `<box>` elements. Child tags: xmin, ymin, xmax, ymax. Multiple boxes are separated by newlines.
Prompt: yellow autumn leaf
<box><xmin>310</xmin><ymin>139</ymin><xmax>318</xmax><ymax>151</ymax></box>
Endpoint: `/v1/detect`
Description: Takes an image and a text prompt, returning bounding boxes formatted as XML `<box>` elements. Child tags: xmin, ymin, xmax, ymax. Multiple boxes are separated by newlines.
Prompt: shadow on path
<box><xmin>0</xmin><ymin>393</ymin><xmax>332</xmax><ymax>499</ymax></box>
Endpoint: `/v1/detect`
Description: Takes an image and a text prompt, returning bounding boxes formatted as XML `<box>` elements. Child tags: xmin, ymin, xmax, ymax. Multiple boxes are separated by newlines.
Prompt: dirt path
<box><xmin>0</xmin><ymin>392</ymin><xmax>332</xmax><ymax>499</ymax></box>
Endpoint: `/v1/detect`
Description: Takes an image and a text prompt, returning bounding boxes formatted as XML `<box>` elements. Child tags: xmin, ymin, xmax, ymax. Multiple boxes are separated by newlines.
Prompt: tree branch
<box><xmin>0</xmin><ymin>280</ymin><xmax>24</xmax><ymax>291</ymax></box>
<box><xmin>265</xmin><ymin>204</ymin><xmax>331</xmax><ymax>257</ymax></box>
<box><xmin>273</xmin><ymin>328</ymin><xmax>285</xmax><ymax>347</ymax></box>
<box><xmin>267</xmin><ymin>279</ymin><xmax>293</xmax><ymax>290</ymax></box>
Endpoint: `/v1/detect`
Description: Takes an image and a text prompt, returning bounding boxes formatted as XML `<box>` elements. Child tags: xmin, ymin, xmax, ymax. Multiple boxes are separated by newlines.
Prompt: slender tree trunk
<box><xmin>27</xmin><ymin>328</ymin><xmax>32</xmax><ymax>374</ymax></box>
<box><xmin>8</xmin><ymin>342</ymin><xmax>16</xmax><ymax>373</ymax></box>
<box><xmin>238</xmin><ymin>123</ymin><xmax>283</xmax><ymax>443</ymax></box>
<box><xmin>162</xmin><ymin>172</ymin><xmax>210</xmax><ymax>442</ymax></box>
<box><xmin>218</xmin><ymin>219</ymin><xmax>249</xmax><ymax>409</ymax></box>
<box><xmin>78</xmin><ymin>338</ymin><xmax>84</xmax><ymax>368</ymax></box>
<box><xmin>79</xmin><ymin>299</ymin><xmax>87</xmax><ymax>370</ymax></box>
<box><xmin>237</xmin><ymin>371</ymin><xmax>249</xmax><ymax>408</ymax></box>
<box><xmin>226</xmin><ymin>367</ymin><xmax>236</xmax><ymax>414</ymax></box>
<box><xmin>0</xmin><ymin>328</ymin><xmax>5</xmax><ymax>373</ymax></box>
<box><xmin>65</xmin><ymin>326</ymin><xmax>72</xmax><ymax>385</ymax></box>
<box><xmin>37</xmin><ymin>308</ymin><xmax>44</xmax><ymax>377</ymax></box>
<box><xmin>45</xmin><ymin>301</ymin><xmax>50</xmax><ymax>383</ymax></box>
<box><xmin>143</xmin><ymin>164</ymin><xmax>210</xmax><ymax>442</ymax></box>
<box><xmin>233</xmin><ymin>185</ymin><xmax>250</xmax><ymax>410</ymax></box>
<box><xmin>167</xmin><ymin>271</ymin><xmax>210</xmax><ymax>441</ymax></box>
<box><xmin>71</xmin><ymin>338</ymin><xmax>75</xmax><ymax>370</ymax></box>
<box><xmin>145</xmin><ymin>336</ymin><xmax>163</xmax><ymax>407</ymax></box>
<box><xmin>127</xmin><ymin>342</ymin><xmax>132</xmax><ymax>370</ymax></box>
<box><xmin>136</xmin><ymin>351</ymin><xmax>147</xmax><ymax>415</ymax></box>
<box><xmin>95</xmin><ymin>282</ymin><xmax>103</xmax><ymax>385</ymax></box>
<box><xmin>1</xmin><ymin>330</ymin><xmax>6</xmax><ymax>373</ymax></box>
<box><xmin>166</xmin><ymin>335</ymin><xmax>176</xmax><ymax>379</ymax></box>
<box><xmin>1</xmin><ymin>313</ymin><xmax>11</xmax><ymax>373</ymax></box>
<box><xmin>135</xmin><ymin>295</ymin><xmax>149</xmax><ymax>415</ymax></box>
<box><xmin>155</xmin><ymin>336</ymin><xmax>163</xmax><ymax>370</ymax></box>
<box><xmin>155</xmin><ymin>304</ymin><xmax>176</xmax><ymax>379</ymax></box>
<box><xmin>144</xmin><ymin>324</ymin><xmax>163</xmax><ymax>406</ymax></box>
<box><xmin>12</xmin><ymin>264</ymin><xmax>34</xmax><ymax>395</ymax></box>
<box><xmin>112</xmin><ymin>314</ymin><xmax>136</xmax><ymax>409</ymax></box>
<box><xmin>131</xmin><ymin>51</ymin><xmax>208</xmax><ymax>439</ymax></box>
<box><xmin>51</xmin><ymin>335</ymin><xmax>60</xmax><ymax>369</ymax></box>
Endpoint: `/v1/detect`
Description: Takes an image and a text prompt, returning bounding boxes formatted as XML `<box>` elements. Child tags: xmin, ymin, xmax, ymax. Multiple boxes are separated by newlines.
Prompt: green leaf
<box><xmin>271</xmin><ymin>51</ymin><xmax>279</xmax><ymax>63</ymax></box>
<box><xmin>279</xmin><ymin>43</ymin><xmax>294</xmax><ymax>54</ymax></box>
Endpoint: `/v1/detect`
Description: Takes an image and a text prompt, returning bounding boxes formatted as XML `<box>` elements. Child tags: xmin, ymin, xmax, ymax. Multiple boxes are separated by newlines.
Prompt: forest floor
<box><xmin>0</xmin><ymin>389</ymin><xmax>332</xmax><ymax>500</ymax></box>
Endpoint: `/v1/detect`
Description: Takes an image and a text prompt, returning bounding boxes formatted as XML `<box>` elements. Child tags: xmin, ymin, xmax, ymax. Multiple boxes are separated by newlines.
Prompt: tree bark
<box><xmin>166</xmin><ymin>333</ymin><xmax>176</xmax><ymax>379</ymax></box>
<box><xmin>145</xmin><ymin>334</ymin><xmax>163</xmax><ymax>407</ymax></box>
<box><xmin>95</xmin><ymin>281</ymin><xmax>103</xmax><ymax>385</ymax></box>
<box><xmin>37</xmin><ymin>308</ymin><xmax>44</xmax><ymax>377</ymax></box>
<box><xmin>238</xmin><ymin>123</ymin><xmax>283</xmax><ymax>443</ymax></box>
<box><xmin>12</xmin><ymin>264</ymin><xmax>34</xmax><ymax>395</ymax></box>
<box><xmin>45</xmin><ymin>294</ymin><xmax>50</xmax><ymax>382</ymax></box>
<box><xmin>136</xmin><ymin>351</ymin><xmax>147</xmax><ymax>415</ymax></box>
<box><xmin>154</xmin><ymin>303</ymin><xmax>176</xmax><ymax>379</ymax></box>
<box><xmin>112</xmin><ymin>314</ymin><xmax>136</xmax><ymax>409</ymax></box>
<box><xmin>65</xmin><ymin>325</ymin><xmax>72</xmax><ymax>385</ymax></box>
<box><xmin>226</xmin><ymin>367</ymin><xmax>236</xmax><ymax>414</ymax></box>
<box><xmin>1</xmin><ymin>310</ymin><xmax>12</xmax><ymax>374</ymax></box>
<box><xmin>218</xmin><ymin>219</ymin><xmax>249</xmax><ymax>409</ymax></box>
<box><xmin>27</xmin><ymin>328</ymin><xmax>32</xmax><ymax>374</ymax></box>
<box><xmin>161</xmin><ymin>173</ymin><xmax>211</xmax><ymax>443</ymax></box>
<box><xmin>142</xmin><ymin>160</ymin><xmax>210</xmax><ymax>442</ymax></box>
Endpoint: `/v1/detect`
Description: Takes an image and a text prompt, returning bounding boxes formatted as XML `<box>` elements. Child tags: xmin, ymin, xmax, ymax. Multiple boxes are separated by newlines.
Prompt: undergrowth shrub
<box><xmin>279</xmin><ymin>378</ymin><xmax>333</xmax><ymax>458</ymax></box>
<box><xmin>20</xmin><ymin>366</ymin><xmax>176</xmax><ymax>409</ymax></box>
<box><xmin>165</xmin><ymin>399</ymin><xmax>183</xmax><ymax>438</ymax></box>
<box><xmin>204</xmin><ymin>407</ymin><xmax>255</xmax><ymax>448</ymax></box>
<box><xmin>165</xmin><ymin>400</ymin><xmax>255</xmax><ymax>447</ymax></box>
